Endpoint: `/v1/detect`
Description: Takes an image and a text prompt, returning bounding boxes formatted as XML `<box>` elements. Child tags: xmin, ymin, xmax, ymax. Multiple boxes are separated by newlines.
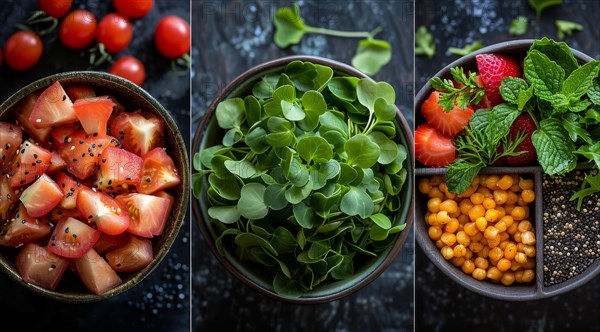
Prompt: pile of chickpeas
<box><xmin>419</xmin><ymin>173</ymin><xmax>537</xmax><ymax>286</ymax></box>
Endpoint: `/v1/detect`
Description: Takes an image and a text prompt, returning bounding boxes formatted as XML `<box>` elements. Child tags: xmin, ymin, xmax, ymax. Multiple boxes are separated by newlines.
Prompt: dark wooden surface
<box><xmin>0</xmin><ymin>1</ymin><xmax>191</xmax><ymax>331</ymax></box>
<box><xmin>415</xmin><ymin>0</ymin><xmax>600</xmax><ymax>331</ymax></box>
<box><xmin>191</xmin><ymin>1</ymin><xmax>414</xmax><ymax>331</ymax></box>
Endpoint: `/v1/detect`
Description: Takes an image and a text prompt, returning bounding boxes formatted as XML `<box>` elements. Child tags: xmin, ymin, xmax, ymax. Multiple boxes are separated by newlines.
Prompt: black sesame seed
<box><xmin>65</xmin><ymin>227</ymin><xmax>69</xmax><ymax>233</ymax></box>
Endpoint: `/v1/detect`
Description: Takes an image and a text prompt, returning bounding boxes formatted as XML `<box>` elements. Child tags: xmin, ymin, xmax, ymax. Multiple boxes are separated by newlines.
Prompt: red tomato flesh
<box><xmin>76</xmin><ymin>189</ymin><xmax>130</xmax><ymax>236</ymax></box>
<box><xmin>110</xmin><ymin>110</ymin><xmax>163</xmax><ymax>156</ymax></box>
<box><xmin>137</xmin><ymin>147</ymin><xmax>181</xmax><ymax>194</ymax></box>
<box><xmin>8</xmin><ymin>141</ymin><xmax>52</xmax><ymax>188</ymax></box>
<box><xmin>48</xmin><ymin>217</ymin><xmax>100</xmax><ymax>258</ymax></box>
<box><xmin>19</xmin><ymin>173</ymin><xmax>65</xmax><ymax>218</ymax></box>
<box><xmin>74</xmin><ymin>248</ymin><xmax>122</xmax><ymax>295</ymax></box>
<box><xmin>106</xmin><ymin>234</ymin><xmax>153</xmax><ymax>272</ymax></box>
<box><xmin>29</xmin><ymin>81</ymin><xmax>77</xmax><ymax>129</ymax></box>
<box><xmin>94</xmin><ymin>147</ymin><xmax>143</xmax><ymax>194</ymax></box>
<box><xmin>16</xmin><ymin>243</ymin><xmax>69</xmax><ymax>291</ymax></box>
<box><xmin>15</xmin><ymin>93</ymin><xmax>52</xmax><ymax>145</ymax></box>
<box><xmin>58</xmin><ymin>130</ymin><xmax>121</xmax><ymax>180</ymax></box>
<box><xmin>116</xmin><ymin>192</ymin><xmax>169</xmax><ymax>237</ymax></box>
<box><xmin>0</xmin><ymin>121</ymin><xmax>23</xmax><ymax>170</ymax></box>
<box><xmin>72</xmin><ymin>96</ymin><xmax>115</xmax><ymax>137</ymax></box>
<box><xmin>0</xmin><ymin>204</ymin><xmax>51</xmax><ymax>247</ymax></box>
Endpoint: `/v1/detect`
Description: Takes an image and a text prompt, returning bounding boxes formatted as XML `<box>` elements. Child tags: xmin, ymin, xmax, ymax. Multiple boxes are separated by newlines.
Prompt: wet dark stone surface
<box><xmin>0</xmin><ymin>1</ymin><xmax>190</xmax><ymax>331</ymax></box>
<box><xmin>415</xmin><ymin>1</ymin><xmax>600</xmax><ymax>331</ymax></box>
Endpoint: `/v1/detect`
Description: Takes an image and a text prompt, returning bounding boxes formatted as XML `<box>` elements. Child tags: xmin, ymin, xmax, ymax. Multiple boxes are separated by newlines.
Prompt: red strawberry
<box><xmin>421</xmin><ymin>91</ymin><xmax>474</xmax><ymax>138</ymax></box>
<box><xmin>415</xmin><ymin>123</ymin><xmax>456</xmax><ymax>167</ymax></box>
<box><xmin>506</xmin><ymin>113</ymin><xmax>537</xmax><ymax>166</ymax></box>
<box><xmin>476</xmin><ymin>54</ymin><xmax>522</xmax><ymax>107</ymax></box>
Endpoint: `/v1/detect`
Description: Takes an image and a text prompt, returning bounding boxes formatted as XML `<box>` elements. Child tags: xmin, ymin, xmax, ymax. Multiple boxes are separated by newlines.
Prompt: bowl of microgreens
<box><xmin>192</xmin><ymin>55</ymin><xmax>413</xmax><ymax>303</ymax></box>
<box><xmin>414</xmin><ymin>38</ymin><xmax>600</xmax><ymax>301</ymax></box>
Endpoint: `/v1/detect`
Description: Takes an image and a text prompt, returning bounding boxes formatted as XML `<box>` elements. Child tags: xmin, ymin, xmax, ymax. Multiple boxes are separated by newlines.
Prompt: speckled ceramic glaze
<box><xmin>0</xmin><ymin>72</ymin><xmax>189</xmax><ymax>303</ymax></box>
<box><xmin>192</xmin><ymin>55</ymin><xmax>414</xmax><ymax>304</ymax></box>
<box><xmin>414</xmin><ymin>39</ymin><xmax>599</xmax><ymax>301</ymax></box>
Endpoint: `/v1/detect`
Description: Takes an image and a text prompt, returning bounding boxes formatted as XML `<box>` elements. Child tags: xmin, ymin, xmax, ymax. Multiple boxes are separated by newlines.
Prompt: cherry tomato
<box><xmin>38</xmin><ymin>0</ymin><xmax>73</xmax><ymax>18</ymax></box>
<box><xmin>97</xmin><ymin>13</ymin><xmax>133</xmax><ymax>53</ymax></box>
<box><xmin>4</xmin><ymin>31</ymin><xmax>43</xmax><ymax>71</ymax></box>
<box><xmin>113</xmin><ymin>0</ymin><xmax>154</xmax><ymax>19</ymax></box>
<box><xmin>109</xmin><ymin>56</ymin><xmax>146</xmax><ymax>86</ymax></box>
<box><xmin>154</xmin><ymin>15</ymin><xmax>190</xmax><ymax>59</ymax></box>
<box><xmin>59</xmin><ymin>9</ymin><xmax>97</xmax><ymax>50</ymax></box>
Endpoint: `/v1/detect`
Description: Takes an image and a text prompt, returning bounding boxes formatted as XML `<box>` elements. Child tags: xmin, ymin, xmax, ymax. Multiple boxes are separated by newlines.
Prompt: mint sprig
<box><xmin>429</xmin><ymin>66</ymin><xmax>486</xmax><ymax>111</ymax></box>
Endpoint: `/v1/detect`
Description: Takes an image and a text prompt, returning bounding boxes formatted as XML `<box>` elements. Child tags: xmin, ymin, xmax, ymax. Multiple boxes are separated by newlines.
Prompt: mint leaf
<box><xmin>562</xmin><ymin>60</ymin><xmax>600</xmax><ymax>98</ymax></box>
<box><xmin>500</xmin><ymin>77</ymin><xmax>529</xmax><ymax>104</ymax></box>
<box><xmin>509</xmin><ymin>16</ymin><xmax>528</xmax><ymax>35</ymax></box>
<box><xmin>518</xmin><ymin>85</ymin><xmax>535</xmax><ymax>111</ymax></box>
<box><xmin>524</xmin><ymin>49</ymin><xmax>565</xmax><ymax>101</ymax></box>
<box><xmin>587</xmin><ymin>77</ymin><xmax>600</xmax><ymax>105</ymax></box>
<box><xmin>569</xmin><ymin>99</ymin><xmax>592</xmax><ymax>113</ymax></box>
<box><xmin>575</xmin><ymin>141</ymin><xmax>600</xmax><ymax>169</ymax></box>
<box><xmin>487</xmin><ymin>103</ymin><xmax>521</xmax><ymax>140</ymax></box>
<box><xmin>446</xmin><ymin>159</ymin><xmax>484</xmax><ymax>194</ymax></box>
<box><xmin>530</xmin><ymin>37</ymin><xmax>578</xmax><ymax>76</ymax></box>
<box><xmin>562</xmin><ymin>113</ymin><xmax>592</xmax><ymax>144</ymax></box>
<box><xmin>556</xmin><ymin>20</ymin><xmax>583</xmax><ymax>40</ymax></box>
<box><xmin>532</xmin><ymin>118</ymin><xmax>577</xmax><ymax>175</ymax></box>
<box><xmin>528</xmin><ymin>0</ymin><xmax>562</xmax><ymax>17</ymax></box>
<box><xmin>448</xmin><ymin>41</ymin><xmax>484</xmax><ymax>56</ymax></box>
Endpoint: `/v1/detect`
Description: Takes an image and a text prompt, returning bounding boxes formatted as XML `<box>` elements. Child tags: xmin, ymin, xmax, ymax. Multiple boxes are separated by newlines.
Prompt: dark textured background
<box><xmin>191</xmin><ymin>1</ymin><xmax>414</xmax><ymax>331</ymax></box>
<box><xmin>415</xmin><ymin>0</ymin><xmax>600</xmax><ymax>331</ymax></box>
<box><xmin>0</xmin><ymin>1</ymin><xmax>191</xmax><ymax>330</ymax></box>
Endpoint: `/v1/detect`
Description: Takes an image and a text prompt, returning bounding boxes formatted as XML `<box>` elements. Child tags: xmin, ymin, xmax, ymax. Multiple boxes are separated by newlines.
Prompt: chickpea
<box><xmin>484</xmin><ymin>226</ymin><xmax>499</xmax><ymax>240</ymax></box>
<box><xmin>523</xmin><ymin>245</ymin><xmax>536</xmax><ymax>258</ymax></box>
<box><xmin>515</xmin><ymin>252</ymin><xmax>528</xmax><ymax>264</ymax></box>
<box><xmin>511</xmin><ymin>206</ymin><xmax>526</xmax><ymax>220</ymax></box>
<box><xmin>439</xmin><ymin>182</ymin><xmax>456</xmax><ymax>200</ymax></box>
<box><xmin>470</xmin><ymin>192</ymin><xmax>484</xmax><ymax>205</ymax></box>
<box><xmin>523</xmin><ymin>260</ymin><xmax>536</xmax><ymax>270</ymax></box>
<box><xmin>518</xmin><ymin>220</ymin><xmax>533</xmax><ymax>232</ymax></box>
<box><xmin>472</xmin><ymin>268</ymin><xmax>487</xmax><ymax>281</ymax></box>
<box><xmin>427</xmin><ymin>197</ymin><xmax>442</xmax><ymax>213</ymax></box>
<box><xmin>428</xmin><ymin>187</ymin><xmax>444</xmax><ymax>199</ymax></box>
<box><xmin>487</xmin><ymin>234</ymin><xmax>501</xmax><ymax>248</ymax></box>
<box><xmin>485</xmin><ymin>175</ymin><xmax>500</xmax><ymax>190</ymax></box>
<box><xmin>451</xmin><ymin>256</ymin><xmax>465</xmax><ymax>267</ymax></box>
<box><xmin>469</xmin><ymin>242</ymin><xmax>484</xmax><ymax>253</ymax></box>
<box><xmin>474</xmin><ymin>257</ymin><xmax>489</xmax><ymax>269</ymax></box>
<box><xmin>441</xmin><ymin>246</ymin><xmax>454</xmax><ymax>260</ymax></box>
<box><xmin>464</xmin><ymin>249</ymin><xmax>474</xmax><ymax>260</ymax></box>
<box><xmin>488</xmin><ymin>247</ymin><xmax>504</xmax><ymax>261</ymax></box>
<box><xmin>462</xmin><ymin>260</ymin><xmax>475</xmax><ymax>274</ymax></box>
<box><xmin>515</xmin><ymin>270</ymin><xmax>524</xmax><ymax>283</ymax></box>
<box><xmin>504</xmin><ymin>243</ymin><xmax>517</xmax><ymax>260</ymax></box>
<box><xmin>456</xmin><ymin>231</ymin><xmax>471</xmax><ymax>246</ymax></box>
<box><xmin>495</xmin><ymin>206</ymin><xmax>506</xmax><ymax>219</ymax></box>
<box><xmin>500</xmin><ymin>215</ymin><xmax>514</xmax><ymax>227</ymax></box>
<box><xmin>485</xmin><ymin>209</ymin><xmax>500</xmax><ymax>222</ymax></box>
<box><xmin>506</xmin><ymin>191</ymin><xmax>519</xmax><ymax>205</ymax></box>
<box><xmin>459</xmin><ymin>199</ymin><xmax>474</xmax><ymax>215</ymax></box>
<box><xmin>444</xmin><ymin>218</ymin><xmax>460</xmax><ymax>233</ymax></box>
<box><xmin>519</xmin><ymin>177</ymin><xmax>534</xmax><ymax>190</ymax></box>
<box><xmin>430</xmin><ymin>175</ymin><xmax>443</xmax><ymax>186</ymax></box>
<box><xmin>437</xmin><ymin>211</ymin><xmax>452</xmax><ymax>225</ymax></box>
<box><xmin>521</xmin><ymin>231</ymin><xmax>536</xmax><ymax>245</ymax></box>
<box><xmin>495</xmin><ymin>220</ymin><xmax>508</xmax><ymax>232</ymax></box>
<box><xmin>441</xmin><ymin>233</ymin><xmax>457</xmax><ymax>246</ymax></box>
<box><xmin>457</xmin><ymin>214</ymin><xmax>470</xmax><ymax>225</ymax></box>
<box><xmin>511</xmin><ymin>261</ymin><xmax>522</xmax><ymax>272</ymax></box>
<box><xmin>487</xmin><ymin>267</ymin><xmax>502</xmax><ymax>281</ymax></box>
<box><xmin>464</xmin><ymin>222</ymin><xmax>479</xmax><ymax>236</ymax></box>
<box><xmin>501</xmin><ymin>271</ymin><xmax>515</xmax><ymax>286</ymax></box>
<box><xmin>522</xmin><ymin>269</ymin><xmax>535</xmax><ymax>283</ymax></box>
<box><xmin>428</xmin><ymin>226</ymin><xmax>442</xmax><ymax>240</ymax></box>
<box><xmin>493</xmin><ymin>190</ymin><xmax>508</xmax><ymax>205</ymax></box>
<box><xmin>418</xmin><ymin>178</ymin><xmax>432</xmax><ymax>194</ymax></box>
<box><xmin>507</xmin><ymin>222</ymin><xmax>519</xmax><ymax>235</ymax></box>
<box><xmin>435</xmin><ymin>239</ymin><xmax>445</xmax><ymax>249</ymax></box>
<box><xmin>475</xmin><ymin>217</ymin><xmax>488</xmax><ymax>232</ymax></box>
<box><xmin>454</xmin><ymin>244</ymin><xmax>467</xmax><ymax>258</ymax></box>
<box><xmin>482</xmin><ymin>197</ymin><xmax>497</xmax><ymax>210</ymax></box>
<box><xmin>497</xmin><ymin>258</ymin><xmax>512</xmax><ymax>272</ymax></box>
<box><xmin>471</xmin><ymin>232</ymin><xmax>483</xmax><ymax>243</ymax></box>
<box><xmin>457</xmin><ymin>185</ymin><xmax>477</xmax><ymax>198</ymax></box>
<box><xmin>469</xmin><ymin>205</ymin><xmax>486</xmax><ymax>222</ymax></box>
<box><xmin>477</xmin><ymin>186</ymin><xmax>493</xmax><ymax>198</ymax></box>
<box><xmin>496</xmin><ymin>175</ymin><xmax>513</xmax><ymax>190</ymax></box>
<box><xmin>521</xmin><ymin>189</ymin><xmax>535</xmax><ymax>203</ymax></box>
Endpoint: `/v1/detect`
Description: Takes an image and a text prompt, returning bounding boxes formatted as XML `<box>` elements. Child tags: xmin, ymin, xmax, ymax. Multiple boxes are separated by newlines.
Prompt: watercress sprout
<box><xmin>193</xmin><ymin>60</ymin><xmax>409</xmax><ymax>296</ymax></box>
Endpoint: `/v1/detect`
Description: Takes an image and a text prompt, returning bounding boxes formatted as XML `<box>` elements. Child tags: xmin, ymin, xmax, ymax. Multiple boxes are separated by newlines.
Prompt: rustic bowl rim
<box><xmin>192</xmin><ymin>55</ymin><xmax>415</xmax><ymax>304</ymax></box>
<box><xmin>414</xmin><ymin>39</ymin><xmax>598</xmax><ymax>301</ymax></box>
<box><xmin>0</xmin><ymin>71</ymin><xmax>190</xmax><ymax>303</ymax></box>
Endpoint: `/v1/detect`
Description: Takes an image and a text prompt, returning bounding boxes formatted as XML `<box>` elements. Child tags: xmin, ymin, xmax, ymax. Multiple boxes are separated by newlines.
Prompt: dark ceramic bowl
<box><xmin>0</xmin><ymin>71</ymin><xmax>189</xmax><ymax>303</ymax></box>
<box><xmin>415</xmin><ymin>39</ymin><xmax>599</xmax><ymax>300</ymax></box>
<box><xmin>192</xmin><ymin>55</ymin><xmax>414</xmax><ymax>304</ymax></box>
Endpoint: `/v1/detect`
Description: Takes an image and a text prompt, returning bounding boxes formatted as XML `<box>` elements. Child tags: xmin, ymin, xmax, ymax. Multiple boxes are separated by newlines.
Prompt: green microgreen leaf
<box><xmin>447</xmin><ymin>40</ymin><xmax>484</xmax><ymax>56</ymax></box>
<box><xmin>556</xmin><ymin>19</ymin><xmax>583</xmax><ymax>40</ymax></box>
<box><xmin>528</xmin><ymin>0</ymin><xmax>562</xmax><ymax>18</ymax></box>
<box><xmin>415</xmin><ymin>26</ymin><xmax>435</xmax><ymax>58</ymax></box>
<box><xmin>237</xmin><ymin>183</ymin><xmax>269</xmax><ymax>220</ymax></box>
<box><xmin>509</xmin><ymin>16</ymin><xmax>528</xmax><ymax>35</ymax></box>
<box><xmin>352</xmin><ymin>38</ymin><xmax>392</xmax><ymax>76</ymax></box>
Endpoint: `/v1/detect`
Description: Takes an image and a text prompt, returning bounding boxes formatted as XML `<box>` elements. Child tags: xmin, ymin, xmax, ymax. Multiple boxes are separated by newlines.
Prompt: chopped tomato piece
<box><xmin>65</xmin><ymin>84</ymin><xmax>96</xmax><ymax>101</ymax></box>
<box><xmin>94</xmin><ymin>147</ymin><xmax>142</xmax><ymax>194</ymax></box>
<box><xmin>7</xmin><ymin>141</ymin><xmax>51</xmax><ymax>188</ymax></box>
<box><xmin>48</xmin><ymin>216</ymin><xmax>100</xmax><ymax>258</ymax></box>
<box><xmin>76</xmin><ymin>189</ymin><xmax>130</xmax><ymax>235</ymax></box>
<box><xmin>45</xmin><ymin>148</ymin><xmax>68</xmax><ymax>175</ymax></box>
<box><xmin>72</xmin><ymin>96</ymin><xmax>115</xmax><ymax>137</ymax></box>
<box><xmin>137</xmin><ymin>147</ymin><xmax>181</xmax><ymax>194</ymax></box>
<box><xmin>0</xmin><ymin>121</ymin><xmax>23</xmax><ymax>170</ymax></box>
<box><xmin>14</xmin><ymin>93</ymin><xmax>52</xmax><ymax>144</ymax></box>
<box><xmin>116</xmin><ymin>192</ymin><xmax>170</xmax><ymax>238</ymax></box>
<box><xmin>51</xmin><ymin>123</ymin><xmax>82</xmax><ymax>150</ymax></box>
<box><xmin>0</xmin><ymin>176</ymin><xmax>20</xmax><ymax>220</ymax></box>
<box><xmin>56</xmin><ymin>171</ymin><xmax>87</xmax><ymax>209</ymax></box>
<box><xmin>58</xmin><ymin>130</ymin><xmax>121</xmax><ymax>180</ymax></box>
<box><xmin>0</xmin><ymin>203</ymin><xmax>51</xmax><ymax>247</ymax></box>
<box><xmin>93</xmin><ymin>232</ymin><xmax>128</xmax><ymax>255</ymax></box>
<box><xmin>47</xmin><ymin>207</ymin><xmax>82</xmax><ymax>223</ymax></box>
<box><xmin>106</xmin><ymin>234</ymin><xmax>153</xmax><ymax>272</ymax></box>
<box><xmin>29</xmin><ymin>81</ymin><xmax>77</xmax><ymax>128</ymax></box>
<box><xmin>19</xmin><ymin>173</ymin><xmax>63</xmax><ymax>218</ymax></box>
<box><xmin>75</xmin><ymin>248</ymin><xmax>122</xmax><ymax>295</ymax></box>
<box><xmin>110</xmin><ymin>110</ymin><xmax>164</xmax><ymax>156</ymax></box>
<box><xmin>16</xmin><ymin>243</ymin><xmax>69</xmax><ymax>291</ymax></box>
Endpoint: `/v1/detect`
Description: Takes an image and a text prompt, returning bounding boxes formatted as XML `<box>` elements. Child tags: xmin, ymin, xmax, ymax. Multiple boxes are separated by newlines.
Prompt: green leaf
<box><xmin>500</xmin><ymin>77</ymin><xmax>529</xmax><ymax>104</ymax></box>
<box><xmin>215</xmin><ymin>98</ymin><xmax>245</xmax><ymax>129</ymax></box>
<box><xmin>330</xmin><ymin>255</ymin><xmax>354</xmax><ymax>280</ymax></box>
<box><xmin>337</xmin><ymin>163</ymin><xmax>358</xmax><ymax>185</ymax></box>
<box><xmin>562</xmin><ymin>60</ymin><xmax>600</xmax><ymax>98</ymax></box>
<box><xmin>208</xmin><ymin>173</ymin><xmax>240</xmax><ymax>200</ymax></box>
<box><xmin>252</xmin><ymin>73</ymin><xmax>279</xmax><ymax>99</ymax></box>
<box><xmin>370</xmin><ymin>213</ymin><xmax>391</xmax><ymax>230</ymax></box>
<box><xmin>264</xmin><ymin>184</ymin><xmax>288</xmax><ymax>210</ymax></box>
<box><xmin>574</xmin><ymin>141</ymin><xmax>600</xmax><ymax>169</ymax></box>
<box><xmin>299</xmin><ymin>90</ymin><xmax>327</xmax><ymax>131</ymax></box>
<box><xmin>245</xmin><ymin>127</ymin><xmax>269</xmax><ymax>154</ymax></box>
<box><xmin>272</xmin><ymin>272</ymin><xmax>303</xmax><ymax>297</ymax></box>
<box><xmin>356</xmin><ymin>79</ymin><xmax>396</xmax><ymax>113</ymax></box>
<box><xmin>345</xmin><ymin>134</ymin><xmax>381</xmax><ymax>168</ymax></box>
<box><xmin>509</xmin><ymin>16</ymin><xmax>528</xmax><ymax>35</ymax></box>
<box><xmin>369</xmin><ymin>224</ymin><xmax>390</xmax><ymax>241</ymax></box>
<box><xmin>293</xmin><ymin>203</ymin><xmax>317</xmax><ymax>229</ymax></box>
<box><xmin>524</xmin><ymin>49</ymin><xmax>565</xmax><ymax>101</ymax></box>
<box><xmin>297</xmin><ymin>136</ymin><xmax>333</xmax><ymax>163</ymax></box>
<box><xmin>327</xmin><ymin>77</ymin><xmax>359</xmax><ymax>102</ymax></box>
<box><xmin>385</xmin><ymin>144</ymin><xmax>407</xmax><ymax>175</ymax></box>
<box><xmin>340</xmin><ymin>187</ymin><xmax>374</xmax><ymax>219</ymax></box>
<box><xmin>273</xmin><ymin>3</ymin><xmax>306</xmax><ymax>48</ymax></box>
<box><xmin>351</xmin><ymin>38</ymin><xmax>392</xmax><ymax>76</ymax></box>
<box><xmin>281</xmin><ymin>100</ymin><xmax>305</xmax><ymax>121</ymax></box>
<box><xmin>313</xmin><ymin>64</ymin><xmax>334</xmax><ymax>92</ymax></box>
<box><xmin>224</xmin><ymin>160</ymin><xmax>257</xmax><ymax>179</ymax></box>
<box><xmin>285</xmin><ymin>181</ymin><xmax>312</xmax><ymax>204</ymax></box>
<box><xmin>368</xmin><ymin>131</ymin><xmax>399</xmax><ymax>165</ymax></box>
<box><xmin>308</xmin><ymin>240</ymin><xmax>330</xmax><ymax>259</ymax></box>
<box><xmin>285</xmin><ymin>61</ymin><xmax>319</xmax><ymax>92</ymax></box>
<box><xmin>319</xmin><ymin>111</ymin><xmax>348</xmax><ymax>136</ymax></box>
<box><xmin>518</xmin><ymin>85</ymin><xmax>535</xmax><ymax>111</ymax></box>
<box><xmin>235</xmin><ymin>232</ymin><xmax>277</xmax><ymax>255</ymax></box>
<box><xmin>270</xmin><ymin>227</ymin><xmax>297</xmax><ymax>254</ymax></box>
<box><xmin>415</xmin><ymin>26</ymin><xmax>435</xmax><ymax>58</ymax></box>
<box><xmin>556</xmin><ymin>19</ymin><xmax>583</xmax><ymax>40</ymax></box>
<box><xmin>446</xmin><ymin>159</ymin><xmax>484</xmax><ymax>194</ymax></box>
<box><xmin>447</xmin><ymin>40</ymin><xmax>484</xmax><ymax>56</ymax></box>
<box><xmin>487</xmin><ymin>103</ymin><xmax>522</xmax><ymax>141</ymax></box>
<box><xmin>222</xmin><ymin>128</ymin><xmax>243</xmax><ymax>147</ymax></box>
<box><xmin>532</xmin><ymin>118</ymin><xmax>578</xmax><ymax>175</ymax></box>
<box><xmin>237</xmin><ymin>183</ymin><xmax>269</xmax><ymax>219</ymax></box>
<box><xmin>562</xmin><ymin>113</ymin><xmax>592</xmax><ymax>144</ymax></box>
<box><xmin>208</xmin><ymin>206</ymin><xmax>240</xmax><ymax>224</ymax></box>
<box><xmin>588</xmin><ymin>79</ymin><xmax>600</xmax><ymax>105</ymax></box>
<box><xmin>288</xmin><ymin>158</ymin><xmax>309</xmax><ymax>187</ymax></box>
<box><xmin>374</xmin><ymin>98</ymin><xmax>397</xmax><ymax>122</ymax></box>
<box><xmin>244</xmin><ymin>95</ymin><xmax>262</xmax><ymax>126</ymax></box>
<box><xmin>528</xmin><ymin>0</ymin><xmax>562</xmax><ymax>17</ymax></box>
<box><xmin>529</xmin><ymin>37</ymin><xmax>578</xmax><ymax>76</ymax></box>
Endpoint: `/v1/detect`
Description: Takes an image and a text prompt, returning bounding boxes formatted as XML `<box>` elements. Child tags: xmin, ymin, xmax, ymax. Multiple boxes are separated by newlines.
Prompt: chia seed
<box><xmin>543</xmin><ymin>169</ymin><xmax>600</xmax><ymax>286</ymax></box>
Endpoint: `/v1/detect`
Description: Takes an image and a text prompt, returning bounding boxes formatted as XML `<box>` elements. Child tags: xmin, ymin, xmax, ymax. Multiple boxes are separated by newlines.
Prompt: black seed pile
<box><xmin>543</xmin><ymin>170</ymin><xmax>600</xmax><ymax>286</ymax></box>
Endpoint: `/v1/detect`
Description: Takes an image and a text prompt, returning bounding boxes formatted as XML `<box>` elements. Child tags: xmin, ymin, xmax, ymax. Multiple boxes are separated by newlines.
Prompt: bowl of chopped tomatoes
<box><xmin>414</xmin><ymin>38</ymin><xmax>599</xmax><ymax>301</ymax></box>
<box><xmin>0</xmin><ymin>71</ymin><xmax>189</xmax><ymax>302</ymax></box>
